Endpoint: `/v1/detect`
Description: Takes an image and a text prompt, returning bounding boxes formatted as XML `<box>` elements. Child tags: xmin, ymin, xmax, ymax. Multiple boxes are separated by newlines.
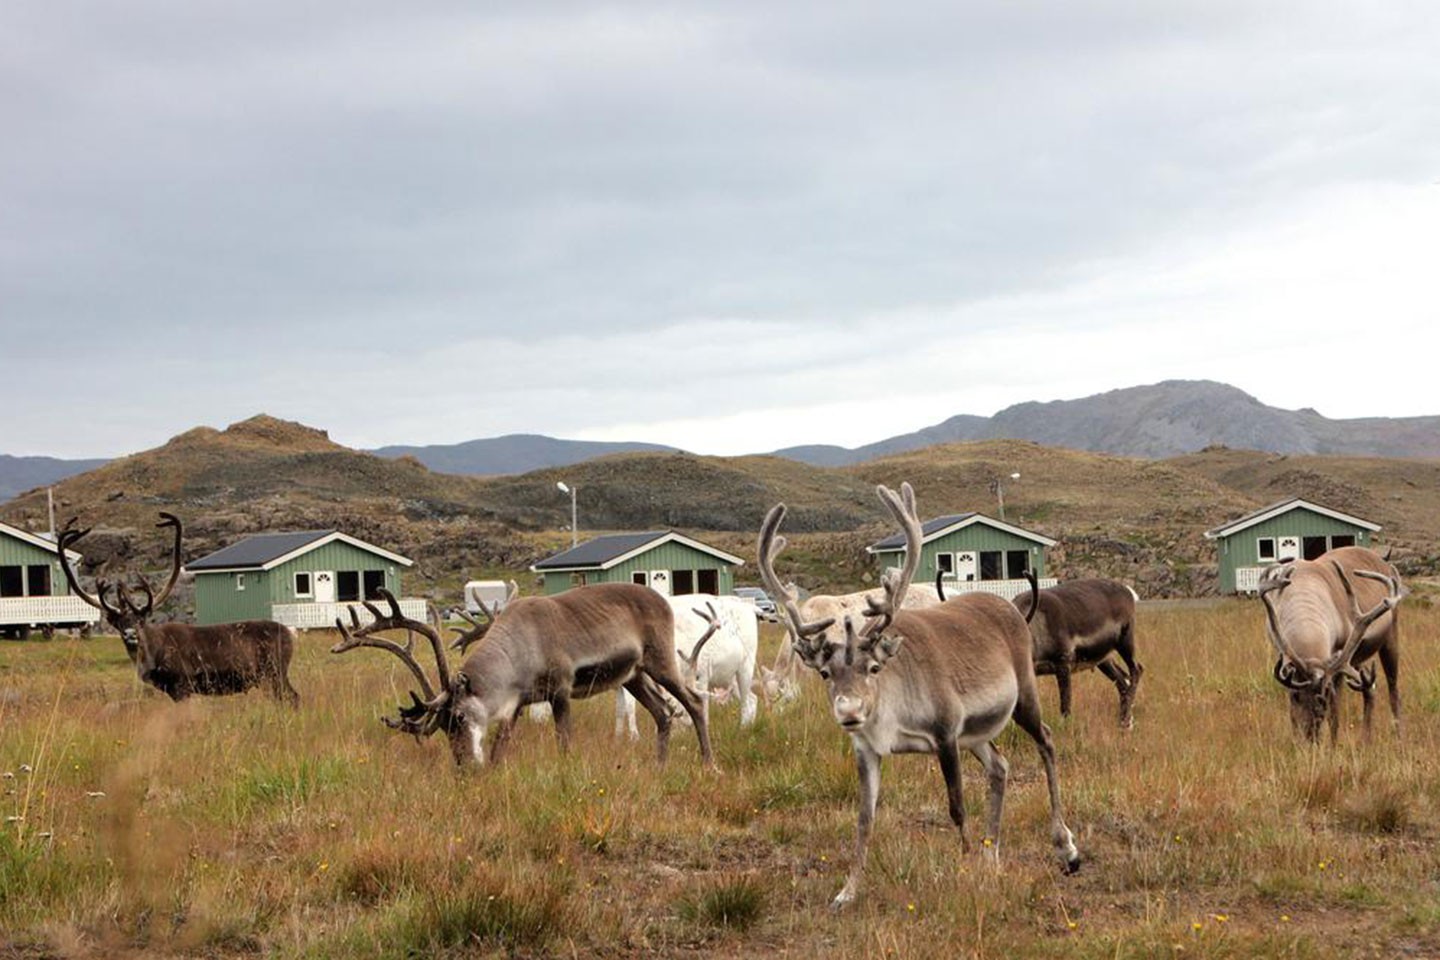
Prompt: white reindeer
<box><xmin>615</xmin><ymin>594</ymin><xmax>759</xmax><ymax>739</ymax></box>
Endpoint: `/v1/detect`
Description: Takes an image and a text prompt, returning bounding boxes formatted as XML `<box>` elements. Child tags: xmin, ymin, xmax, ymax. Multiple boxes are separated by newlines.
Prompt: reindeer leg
<box><xmin>1055</xmin><ymin>649</ymin><xmax>1075</xmax><ymax>717</ymax></box>
<box><xmin>489</xmin><ymin>711</ymin><xmax>520</xmax><ymax>765</ymax></box>
<box><xmin>1010</xmin><ymin>689</ymin><xmax>1080</xmax><ymax>874</ymax></box>
<box><xmin>834</xmin><ymin>741</ymin><xmax>881</xmax><ymax>908</ymax></box>
<box><xmin>651</xmin><ymin>671</ymin><xmax>715</xmax><ymax>769</ymax></box>
<box><xmin>1379</xmin><ymin>641</ymin><xmax>1401</xmax><ymax>736</ymax></box>
<box><xmin>624</xmin><ymin>674</ymin><xmax>673</xmax><ymax>763</ymax></box>
<box><xmin>550</xmin><ymin>691</ymin><xmax>573</xmax><ymax>753</ymax></box>
<box><xmin>614</xmin><ymin>689</ymin><xmax>640</xmax><ymax>741</ymax></box>
<box><xmin>1096</xmin><ymin>659</ymin><xmax>1132</xmax><ymax>729</ymax></box>
<box><xmin>936</xmin><ymin>739</ymin><xmax>968</xmax><ymax>853</ymax></box>
<box><xmin>969</xmin><ymin>740</ymin><xmax>1008</xmax><ymax>863</ymax></box>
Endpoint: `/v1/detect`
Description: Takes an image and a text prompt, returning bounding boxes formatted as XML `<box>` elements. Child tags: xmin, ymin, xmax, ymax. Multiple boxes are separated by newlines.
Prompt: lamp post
<box><xmin>991</xmin><ymin>472</ymin><xmax>1021</xmax><ymax>521</ymax></box>
<box><xmin>556</xmin><ymin>481</ymin><xmax>578</xmax><ymax>548</ymax></box>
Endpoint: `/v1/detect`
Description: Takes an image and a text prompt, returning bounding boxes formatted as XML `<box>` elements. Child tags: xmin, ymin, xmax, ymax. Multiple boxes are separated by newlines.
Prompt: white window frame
<box><xmin>294</xmin><ymin>571</ymin><xmax>313</xmax><ymax>598</ymax></box>
<box><xmin>1256</xmin><ymin>537</ymin><xmax>1276</xmax><ymax>562</ymax></box>
<box><xmin>236</xmin><ymin>573</ymin><xmax>246</xmax><ymax>591</ymax></box>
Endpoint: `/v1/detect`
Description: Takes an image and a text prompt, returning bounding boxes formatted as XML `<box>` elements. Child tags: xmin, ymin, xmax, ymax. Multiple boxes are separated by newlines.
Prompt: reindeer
<box><xmin>1260</xmin><ymin>546</ymin><xmax>1403</xmax><ymax>743</ymax></box>
<box><xmin>333</xmin><ymin>583</ymin><xmax>717</xmax><ymax>767</ymax></box>
<box><xmin>614</xmin><ymin>595</ymin><xmax>760</xmax><ymax>739</ymax></box>
<box><xmin>1004</xmin><ymin>571</ymin><xmax>1143</xmax><ymax>728</ymax></box>
<box><xmin>56</xmin><ymin>514</ymin><xmax>299</xmax><ymax>705</ymax></box>
<box><xmin>760</xmin><ymin>484</ymin><xmax>1080</xmax><ymax>906</ymax></box>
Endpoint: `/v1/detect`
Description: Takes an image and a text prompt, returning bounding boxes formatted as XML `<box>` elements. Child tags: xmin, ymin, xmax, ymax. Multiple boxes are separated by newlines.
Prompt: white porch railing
<box><xmin>1235</xmin><ymin>567</ymin><xmax>1263</xmax><ymax>594</ymax></box>
<box><xmin>271</xmin><ymin>598</ymin><xmax>430</xmax><ymax>631</ymax></box>
<box><xmin>0</xmin><ymin>595</ymin><xmax>102</xmax><ymax>627</ymax></box>
<box><xmin>942</xmin><ymin>578</ymin><xmax>1058</xmax><ymax>600</ymax></box>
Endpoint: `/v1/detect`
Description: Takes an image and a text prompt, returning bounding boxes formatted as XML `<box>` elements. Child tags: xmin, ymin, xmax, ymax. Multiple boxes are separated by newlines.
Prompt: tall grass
<box><xmin>1</xmin><ymin>601</ymin><xmax>1438</xmax><ymax>957</ymax></box>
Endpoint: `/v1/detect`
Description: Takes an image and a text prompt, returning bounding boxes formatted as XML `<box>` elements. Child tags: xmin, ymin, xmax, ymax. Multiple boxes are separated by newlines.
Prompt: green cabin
<box><xmin>867</xmin><ymin>512</ymin><xmax>1057</xmax><ymax>599</ymax></box>
<box><xmin>1204</xmin><ymin>498</ymin><xmax>1380</xmax><ymax>595</ymax></box>
<box><xmin>0</xmin><ymin>520</ymin><xmax>101</xmax><ymax>638</ymax></box>
<box><xmin>531</xmin><ymin>531</ymin><xmax>744</xmax><ymax>596</ymax></box>
<box><xmin>186</xmin><ymin>530</ymin><xmax>418</xmax><ymax>628</ymax></box>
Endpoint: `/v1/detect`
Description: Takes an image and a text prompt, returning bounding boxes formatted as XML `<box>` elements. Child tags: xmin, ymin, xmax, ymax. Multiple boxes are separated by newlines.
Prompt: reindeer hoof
<box><xmin>1062</xmin><ymin>854</ymin><xmax>1082</xmax><ymax>876</ymax></box>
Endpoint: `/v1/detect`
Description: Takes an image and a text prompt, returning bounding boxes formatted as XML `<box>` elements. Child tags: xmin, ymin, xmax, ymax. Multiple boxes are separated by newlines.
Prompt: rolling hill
<box><xmin>4</xmin><ymin>413</ymin><xmax>1437</xmax><ymax>605</ymax></box>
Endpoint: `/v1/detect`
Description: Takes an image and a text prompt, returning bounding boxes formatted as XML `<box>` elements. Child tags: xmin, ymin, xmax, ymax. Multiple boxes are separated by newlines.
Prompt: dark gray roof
<box><xmin>186</xmin><ymin>530</ymin><xmax>334</xmax><ymax>570</ymax></box>
<box><xmin>532</xmin><ymin>532</ymin><xmax>668</xmax><ymax>570</ymax></box>
<box><xmin>869</xmin><ymin>514</ymin><xmax>978</xmax><ymax>551</ymax></box>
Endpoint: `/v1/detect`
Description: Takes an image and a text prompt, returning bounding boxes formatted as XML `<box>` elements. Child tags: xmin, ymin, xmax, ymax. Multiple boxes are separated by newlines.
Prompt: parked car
<box><xmin>733</xmin><ymin>586</ymin><xmax>777</xmax><ymax>617</ymax></box>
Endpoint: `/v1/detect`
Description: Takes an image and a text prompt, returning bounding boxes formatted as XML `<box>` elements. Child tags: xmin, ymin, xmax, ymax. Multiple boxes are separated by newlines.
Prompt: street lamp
<box><xmin>990</xmin><ymin>472</ymin><xmax>1021</xmax><ymax>521</ymax></box>
<box><xmin>556</xmin><ymin>481</ymin><xmax>578</xmax><ymax>548</ymax></box>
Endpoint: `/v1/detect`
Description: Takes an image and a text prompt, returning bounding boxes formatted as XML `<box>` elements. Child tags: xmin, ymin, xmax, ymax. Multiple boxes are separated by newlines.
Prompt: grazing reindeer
<box><xmin>55</xmin><ymin>514</ymin><xmax>299</xmax><ymax>705</ymax></box>
<box><xmin>615</xmin><ymin>595</ymin><xmax>760</xmax><ymax>739</ymax></box>
<box><xmin>334</xmin><ymin>584</ymin><xmax>717</xmax><ymax>767</ymax></box>
<box><xmin>1260</xmin><ymin>546</ymin><xmax>1403</xmax><ymax>743</ymax></box>
<box><xmin>760</xmin><ymin>483</ymin><xmax>1080</xmax><ymax>906</ymax></box>
<box><xmin>1007</xmin><ymin>571</ymin><xmax>1143</xmax><ymax>728</ymax></box>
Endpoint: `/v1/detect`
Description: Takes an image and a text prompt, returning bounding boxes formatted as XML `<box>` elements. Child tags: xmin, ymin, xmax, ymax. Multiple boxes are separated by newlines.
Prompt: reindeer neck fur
<box><xmin>1271</xmin><ymin>559</ymin><xmax>1385</xmax><ymax>665</ymax></box>
<box><xmin>850</xmin><ymin>596</ymin><xmax>1026</xmax><ymax>757</ymax></box>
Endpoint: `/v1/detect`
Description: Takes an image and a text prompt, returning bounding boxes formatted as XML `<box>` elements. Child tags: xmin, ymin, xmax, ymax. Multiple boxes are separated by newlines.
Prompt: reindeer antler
<box><xmin>682</xmin><ymin>603</ymin><xmax>724</xmax><ymax>672</ymax></box>
<box><xmin>331</xmin><ymin>588</ymin><xmax>455</xmax><ymax>734</ymax></box>
<box><xmin>757</xmin><ymin>503</ymin><xmax>836</xmax><ymax>664</ymax></box>
<box><xmin>860</xmin><ymin>483</ymin><xmax>922</xmax><ymax>641</ymax></box>
<box><xmin>1323</xmin><ymin>566</ymin><xmax>1401</xmax><ymax>684</ymax></box>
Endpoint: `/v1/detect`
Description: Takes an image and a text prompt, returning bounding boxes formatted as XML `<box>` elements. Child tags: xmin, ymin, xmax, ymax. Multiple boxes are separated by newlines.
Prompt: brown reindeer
<box><xmin>333</xmin><ymin>584</ymin><xmax>718</xmax><ymax>768</ymax></box>
<box><xmin>761</xmin><ymin>484</ymin><xmax>1079</xmax><ymax>906</ymax></box>
<box><xmin>1007</xmin><ymin>571</ymin><xmax>1143</xmax><ymax>728</ymax></box>
<box><xmin>56</xmin><ymin>514</ymin><xmax>299</xmax><ymax>705</ymax></box>
<box><xmin>1260</xmin><ymin>546</ymin><xmax>1403</xmax><ymax>743</ymax></box>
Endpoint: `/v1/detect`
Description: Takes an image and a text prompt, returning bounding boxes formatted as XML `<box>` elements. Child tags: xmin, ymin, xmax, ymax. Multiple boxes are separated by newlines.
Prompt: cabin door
<box><xmin>1276</xmin><ymin>537</ymin><xmax>1300</xmax><ymax>563</ymax></box>
<box><xmin>954</xmin><ymin>551</ymin><xmax>978</xmax><ymax>583</ymax></box>
<box><xmin>313</xmin><ymin>571</ymin><xmax>336</xmax><ymax>603</ymax></box>
<box><xmin>647</xmin><ymin>570</ymin><xmax>672</xmax><ymax>596</ymax></box>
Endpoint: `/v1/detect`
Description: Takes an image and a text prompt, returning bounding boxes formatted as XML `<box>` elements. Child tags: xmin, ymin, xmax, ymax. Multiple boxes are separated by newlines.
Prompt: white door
<box><xmin>955</xmin><ymin>552</ymin><xmax>978</xmax><ymax>582</ymax></box>
<box><xmin>314</xmin><ymin>571</ymin><xmax>336</xmax><ymax>603</ymax></box>
<box><xmin>648</xmin><ymin>570</ymin><xmax>672</xmax><ymax>596</ymax></box>
<box><xmin>1277</xmin><ymin>537</ymin><xmax>1300</xmax><ymax>562</ymax></box>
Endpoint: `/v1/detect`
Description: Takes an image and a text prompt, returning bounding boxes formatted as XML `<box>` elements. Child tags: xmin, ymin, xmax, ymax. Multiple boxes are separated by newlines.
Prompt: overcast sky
<box><xmin>4</xmin><ymin>2</ymin><xmax>1438</xmax><ymax>459</ymax></box>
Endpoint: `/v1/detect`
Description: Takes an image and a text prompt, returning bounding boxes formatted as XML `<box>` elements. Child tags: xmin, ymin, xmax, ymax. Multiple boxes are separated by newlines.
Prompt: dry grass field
<box><xmin>3</xmin><ymin>601</ymin><xmax>1440</xmax><ymax>959</ymax></box>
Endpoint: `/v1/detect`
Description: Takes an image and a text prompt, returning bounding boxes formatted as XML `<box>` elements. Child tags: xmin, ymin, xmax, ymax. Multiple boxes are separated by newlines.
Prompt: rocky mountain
<box><xmin>773</xmin><ymin>381</ymin><xmax>1440</xmax><ymax>464</ymax></box>
<box><xmin>369</xmin><ymin>434</ymin><xmax>680</xmax><ymax>475</ymax></box>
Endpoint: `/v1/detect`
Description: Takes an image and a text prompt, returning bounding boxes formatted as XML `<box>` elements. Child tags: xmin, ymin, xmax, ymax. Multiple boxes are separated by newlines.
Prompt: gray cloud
<box><xmin>3</xmin><ymin>2</ymin><xmax>1439</xmax><ymax>455</ymax></box>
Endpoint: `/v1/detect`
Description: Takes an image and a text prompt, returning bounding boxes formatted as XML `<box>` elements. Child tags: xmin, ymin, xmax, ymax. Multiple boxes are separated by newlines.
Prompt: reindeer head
<box><xmin>1261</xmin><ymin>561</ymin><xmax>1400</xmax><ymax>743</ymax></box>
<box><xmin>332</xmin><ymin>589</ymin><xmax>486</xmax><ymax>766</ymax></box>
<box><xmin>760</xmin><ymin>483</ymin><xmax>920</xmax><ymax>732</ymax></box>
<box><xmin>56</xmin><ymin>514</ymin><xmax>183</xmax><ymax>659</ymax></box>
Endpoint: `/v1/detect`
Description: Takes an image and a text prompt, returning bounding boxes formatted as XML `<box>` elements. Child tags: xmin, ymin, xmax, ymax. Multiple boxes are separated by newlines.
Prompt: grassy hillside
<box><xmin>3</xmin><ymin>418</ymin><xmax>1435</xmax><ymax>604</ymax></box>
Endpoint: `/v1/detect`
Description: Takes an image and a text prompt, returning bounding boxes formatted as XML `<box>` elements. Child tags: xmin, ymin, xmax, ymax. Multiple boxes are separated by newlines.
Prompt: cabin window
<box><xmin>235</xmin><ymin>573</ymin><xmax>246</xmax><ymax>591</ymax></box>
<box><xmin>0</xmin><ymin>566</ymin><xmax>22</xmax><ymax>598</ymax></box>
<box><xmin>1006</xmin><ymin>550</ymin><xmax>1030</xmax><ymax>579</ymax></box>
<box><xmin>363</xmin><ymin>570</ymin><xmax>386</xmax><ymax>600</ymax></box>
<box><xmin>697</xmin><ymin>568</ymin><xmax>719</xmax><ymax>594</ymax></box>
<box><xmin>294</xmin><ymin>572</ymin><xmax>312</xmax><ymax>598</ymax></box>
<box><xmin>1256</xmin><ymin>537</ymin><xmax>1276</xmax><ymax>561</ymax></box>
<box><xmin>935</xmin><ymin>553</ymin><xmax>955</xmax><ymax>575</ymax></box>
<box><xmin>631</xmin><ymin>572</ymin><xmax>647</xmax><ymax>585</ymax></box>
<box><xmin>26</xmin><ymin>565</ymin><xmax>51</xmax><ymax>597</ymax></box>
<box><xmin>571</xmin><ymin>572</ymin><xmax>589</xmax><ymax>587</ymax></box>
<box><xmin>337</xmin><ymin>571</ymin><xmax>361</xmax><ymax>602</ymax></box>
<box><xmin>1302</xmin><ymin>536</ymin><xmax>1328</xmax><ymax>561</ymax></box>
<box><xmin>672</xmin><ymin>569</ymin><xmax>695</xmax><ymax>595</ymax></box>
<box><xmin>979</xmin><ymin>551</ymin><xmax>1003</xmax><ymax>581</ymax></box>
<box><xmin>1331</xmin><ymin>534</ymin><xmax>1355</xmax><ymax>549</ymax></box>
